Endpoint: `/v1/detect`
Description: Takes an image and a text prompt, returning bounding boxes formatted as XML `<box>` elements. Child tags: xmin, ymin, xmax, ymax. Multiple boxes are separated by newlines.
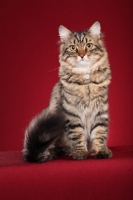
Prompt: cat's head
<box><xmin>59</xmin><ymin>21</ymin><xmax>108</xmax><ymax>74</ymax></box>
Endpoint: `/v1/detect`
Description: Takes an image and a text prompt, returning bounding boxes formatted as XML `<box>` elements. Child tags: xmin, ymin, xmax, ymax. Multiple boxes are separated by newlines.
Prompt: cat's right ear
<box><xmin>88</xmin><ymin>21</ymin><xmax>101</xmax><ymax>38</ymax></box>
<box><xmin>59</xmin><ymin>25</ymin><xmax>71</xmax><ymax>41</ymax></box>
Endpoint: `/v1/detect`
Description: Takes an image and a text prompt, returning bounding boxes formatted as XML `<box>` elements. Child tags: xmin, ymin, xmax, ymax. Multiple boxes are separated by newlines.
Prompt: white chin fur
<box><xmin>72</xmin><ymin>56</ymin><xmax>95</xmax><ymax>74</ymax></box>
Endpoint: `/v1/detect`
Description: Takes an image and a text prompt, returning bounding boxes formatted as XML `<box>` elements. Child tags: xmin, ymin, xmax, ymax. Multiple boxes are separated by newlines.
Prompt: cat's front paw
<box><xmin>92</xmin><ymin>148</ymin><xmax>112</xmax><ymax>159</ymax></box>
<box><xmin>72</xmin><ymin>150</ymin><xmax>89</xmax><ymax>160</ymax></box>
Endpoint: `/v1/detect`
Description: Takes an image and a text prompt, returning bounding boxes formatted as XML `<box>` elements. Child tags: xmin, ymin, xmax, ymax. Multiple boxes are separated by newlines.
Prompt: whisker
<box><xmin>48</xmin><ymin>67</ymin><xmax>59</xmax><ymax>72</ymax></box>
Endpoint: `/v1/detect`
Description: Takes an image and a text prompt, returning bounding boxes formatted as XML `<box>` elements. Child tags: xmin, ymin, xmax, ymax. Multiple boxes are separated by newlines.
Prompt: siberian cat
<box><xmin>23</xmin><ymin>21</ymin><xmax>112</xmax><ymax>162</ymax></box>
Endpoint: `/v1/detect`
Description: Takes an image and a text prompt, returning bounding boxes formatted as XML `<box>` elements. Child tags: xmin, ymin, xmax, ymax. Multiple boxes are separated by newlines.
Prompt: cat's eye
<box><xmin>86</xmin><ymin>43</ymin><xmax>93</xmax><ymax>49</ymax></box>
<box><xmin>70</xmin><ymin>45</ymin><xmax>77</xmax><ymax>51</ymax></box>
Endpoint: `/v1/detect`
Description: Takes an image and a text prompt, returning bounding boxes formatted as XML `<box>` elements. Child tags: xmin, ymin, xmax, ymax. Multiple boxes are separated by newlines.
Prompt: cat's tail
<box><xmin>23</xmin><ymin>108</ymin><xmax>65</xmax><ymax>162</ymax></box>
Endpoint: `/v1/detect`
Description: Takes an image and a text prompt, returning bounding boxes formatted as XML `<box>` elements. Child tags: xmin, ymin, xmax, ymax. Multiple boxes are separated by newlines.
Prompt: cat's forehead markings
<box><xmin>74</xmin><ymin>32</ymin><xmax>86</xmax><ymax>43</ymax></box>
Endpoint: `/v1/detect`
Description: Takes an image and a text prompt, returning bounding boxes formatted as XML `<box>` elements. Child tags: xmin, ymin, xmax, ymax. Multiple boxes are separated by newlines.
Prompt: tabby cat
<box><xmin>23</xmin><ymin>21</ymin><xmax>112</xmax><ymax>162</ymax></box>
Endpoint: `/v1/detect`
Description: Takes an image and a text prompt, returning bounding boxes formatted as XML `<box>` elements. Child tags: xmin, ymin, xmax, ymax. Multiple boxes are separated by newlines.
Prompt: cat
<box><xmin>23</xmin><ymin>21</ymin><xmax>112</xmax><ymax>162</ymax></box>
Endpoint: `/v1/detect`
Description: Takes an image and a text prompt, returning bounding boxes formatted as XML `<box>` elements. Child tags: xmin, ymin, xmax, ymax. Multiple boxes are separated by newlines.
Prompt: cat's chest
<box><xmin>63</xmin><ymin>84</ymin><xmax>90</xmax><ymax>106</ymax></box>
<box><xmin>61</xmin><ymin>80</ymin><xmax>104</xmax><ymax>109</ymax></box>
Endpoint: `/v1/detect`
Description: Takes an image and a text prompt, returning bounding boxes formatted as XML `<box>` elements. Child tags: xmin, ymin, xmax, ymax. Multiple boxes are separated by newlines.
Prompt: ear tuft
<box><xmin>59</xmin><ymin>25</ymin><xmax>71</xmax><ymax>40</ymax></box>
<box><xmin>89</xmin><ymin>21</ymin><xmax>101</xmax><ymax>36</ymax></box>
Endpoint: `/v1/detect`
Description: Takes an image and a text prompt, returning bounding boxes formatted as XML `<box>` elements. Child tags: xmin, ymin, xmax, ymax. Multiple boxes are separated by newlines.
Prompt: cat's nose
<box><xmin>80</xmin><ymin>54</ymin><xmax>85</xmax><ymax>59</ymax></box>
<box><xmin>78</xmin><ymin>50</ymin><xmax>86</xmax><ymax>59</ymax></box>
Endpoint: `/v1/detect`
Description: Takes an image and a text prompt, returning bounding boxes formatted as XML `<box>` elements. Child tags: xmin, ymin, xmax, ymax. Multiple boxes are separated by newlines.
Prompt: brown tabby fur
<box><xmin>23</xmin><ymin>22</ymin><xmax>112</xmax><ymax>162</ymax></box>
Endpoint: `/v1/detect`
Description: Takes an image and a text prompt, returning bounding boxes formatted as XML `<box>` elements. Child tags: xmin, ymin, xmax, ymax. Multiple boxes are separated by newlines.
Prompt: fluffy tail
<box><xmin>23</xmin><ymin>108</ymin><xmax>65</xmax><ymax>162</ymax></box>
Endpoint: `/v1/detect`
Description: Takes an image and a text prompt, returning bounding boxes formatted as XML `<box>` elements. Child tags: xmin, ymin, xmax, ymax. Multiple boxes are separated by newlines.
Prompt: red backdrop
<box><xmin>0</xmin><ymin>0</ymin><xmax>133</xmax><ymax>151</ymax></box>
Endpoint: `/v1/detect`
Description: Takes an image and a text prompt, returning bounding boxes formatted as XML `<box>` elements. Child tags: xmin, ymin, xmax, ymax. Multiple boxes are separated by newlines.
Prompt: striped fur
<box><xmin>23</xmin><ymin>22</ymin><xmax>112</xmax><ymax>162</ymax></box>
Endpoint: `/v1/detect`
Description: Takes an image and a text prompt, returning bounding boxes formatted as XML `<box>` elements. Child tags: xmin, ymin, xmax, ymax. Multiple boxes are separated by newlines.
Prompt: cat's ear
<box><xmin>59</xmin><ymin>25</ymin><xmax>71</xmax><ymax>41</ymax></box>
<box><xmin>89</xmin><ymin>21</ymin><xmax>101</xmax><ymax>37</ymax></box>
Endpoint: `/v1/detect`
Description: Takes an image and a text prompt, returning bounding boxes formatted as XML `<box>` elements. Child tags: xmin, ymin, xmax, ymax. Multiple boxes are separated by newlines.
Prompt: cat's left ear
<box><xmin>89</xmin><ymin>21</ymin><xmax>101</xmax><ymax>37</ymax></box>
<box><xmin>59</xmin><ymin>25</ymin><xmax>71</xmax><ymax>41</ymax></box>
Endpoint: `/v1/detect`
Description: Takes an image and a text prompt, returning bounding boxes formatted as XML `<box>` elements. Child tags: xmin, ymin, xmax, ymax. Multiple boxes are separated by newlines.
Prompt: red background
<box><xmin>0</xmin><ymin>0</ymin><xmax>133</xmax><ymax>151</ymax></box>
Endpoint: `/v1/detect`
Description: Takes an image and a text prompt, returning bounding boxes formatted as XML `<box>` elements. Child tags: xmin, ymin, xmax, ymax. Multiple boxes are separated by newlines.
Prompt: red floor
<box><xmin>0</xmin><ymin>146</ymin><xmax>133</xmax><ymax>200</ymax></box>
